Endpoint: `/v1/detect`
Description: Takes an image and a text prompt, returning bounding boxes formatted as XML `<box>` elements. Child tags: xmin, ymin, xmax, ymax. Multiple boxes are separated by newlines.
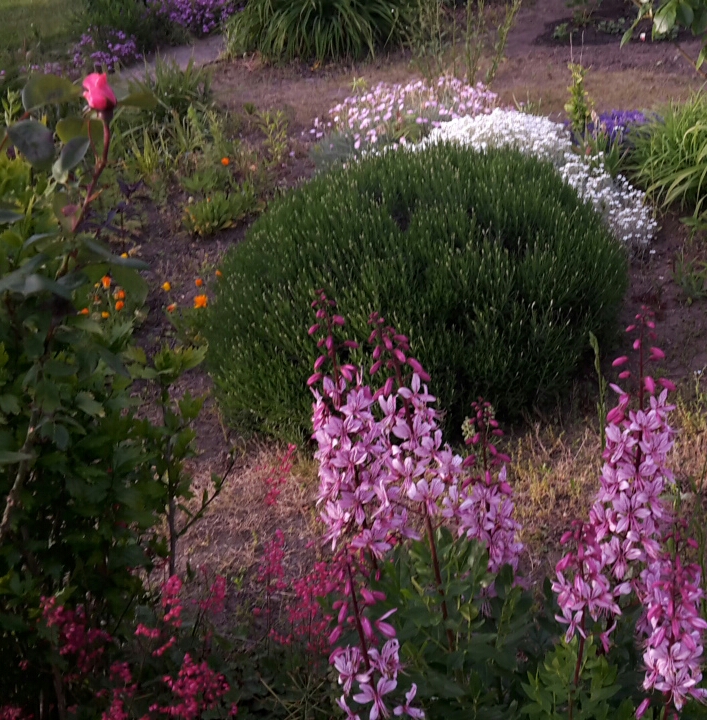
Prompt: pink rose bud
<box><xmin>82</xmin><ymin>72</ymin><xmax>117</xmax><ymax>112</ymax></box>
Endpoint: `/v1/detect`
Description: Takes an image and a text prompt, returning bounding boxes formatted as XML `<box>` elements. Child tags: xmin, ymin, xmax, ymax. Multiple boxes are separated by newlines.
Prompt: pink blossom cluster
<box><xmin>153</xmin><ymin>653</ymin><xmax>234</xmax><ymax>718</ymax></box>
<box><xmin>310</xmin><ymin>76</ymin><xmax>497</xmax><ymax>151</ymax></box>
<box><xmin>552</xmin><ymin>309</ymin><xmax>707</xmax><ymax>715</ymax></box>
<box><xmin>41</xmin><ymin>596</ymin><xmax>112</xmax><ymax>677</ymax></box>
<box><xmin>308</xmin><ymin>292</ymin><xmax>524</xmax><ymax>719</ymax></box>
<box><xmin>260</xmin><ymin>443</ymin><xmax>297</xmax><ymax>506</ymax></box>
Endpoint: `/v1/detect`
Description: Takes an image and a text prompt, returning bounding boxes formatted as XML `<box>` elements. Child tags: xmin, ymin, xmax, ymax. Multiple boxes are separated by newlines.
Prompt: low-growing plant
<box><xmin>225</xmin><ymin>0</ymin><xmax>413</xmax><ymax>63</ymax></box>
<box><xmin>205</xmin><ymin>142</ymin><xmax>628</xmax><ymax>440</ymax></box>
<box><xmin>673</xmin><ymin>249</ymin><xmax>707</xmax><ymax>304</ymax></box>
<box><xmin>182</xmin><ymin>186</ymin><xmax>258</xmax><ymax>237</ymax></box>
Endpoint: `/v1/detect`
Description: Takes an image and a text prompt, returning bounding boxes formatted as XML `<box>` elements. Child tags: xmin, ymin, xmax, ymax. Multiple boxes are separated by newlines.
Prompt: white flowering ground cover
<box><xmin>419</xmin><ymin>108</ymin><xmax>657</xmax><ymax>250</ymax></box>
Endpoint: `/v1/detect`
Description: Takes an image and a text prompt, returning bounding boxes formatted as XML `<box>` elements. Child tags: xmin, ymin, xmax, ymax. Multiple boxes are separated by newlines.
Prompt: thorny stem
<box><xmin>347</xmin><ymin>561</ymin><xmax>371</xmax><ymax>673</ymax></box>
<box><xmin>70</xmin><ymin>113</ymin><xmax>112</xmax><ymax>234</ymax></box>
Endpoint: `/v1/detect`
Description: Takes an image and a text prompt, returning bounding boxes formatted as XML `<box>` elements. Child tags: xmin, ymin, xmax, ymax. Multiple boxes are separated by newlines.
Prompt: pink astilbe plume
<box><xmin>552</xmin><ymin>308</ymin><xmax>707</xmax><ymax>716</ymax></box>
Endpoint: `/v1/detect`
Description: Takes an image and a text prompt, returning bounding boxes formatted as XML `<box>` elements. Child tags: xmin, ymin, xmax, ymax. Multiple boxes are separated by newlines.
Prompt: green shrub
<box><xmin>629</xmin><ymin>94</ymin><xmax>707</xmax><ymax>219</ymax></box>
<box><xmin>205</xmin><ymin>143</ymin><xmax>628</xmax><ymax>440</ymax></box>
<box><xmin>225</xmin><ymin>0</ymin><xmax>413</xmax><ymax>63</ymax></box>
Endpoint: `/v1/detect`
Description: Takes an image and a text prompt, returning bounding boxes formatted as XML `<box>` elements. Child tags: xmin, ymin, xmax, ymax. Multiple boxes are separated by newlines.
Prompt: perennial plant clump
<box><xmin>72</xmin><ymin>28</ymin><xmax>143</xmax><ymax>72</ymax></box>
<box><xmin>207</xmin><ymin>141</ymin><xmax>627</xmax><ymax>439</ymax></box>
<box><xmin>148</xmin><ymin>0</ymin><xmax>238</xmax><ymax>36</ymax></box>
<box><xmin>420</xmin><ymin>108</ymin><xmax>657</xmax><ymax>250</ymax></box>
<box><xmin>553</xmin><ymin>310</ymin><xmax>707</xmax><ymax>717</ymax></box>
<box><xmin>310</xmin><ymin>76</ymin><xmax>497</xmax><ymax>161</ymax></box>
<box><xmin>307</xmin><ymin>294</ymin><xmax>526</xmax><ymax>718</ymax></box>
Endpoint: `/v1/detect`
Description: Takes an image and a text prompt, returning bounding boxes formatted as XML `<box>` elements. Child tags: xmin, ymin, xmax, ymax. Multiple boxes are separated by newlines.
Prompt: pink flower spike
<box><xmin>612</xmin><ymin>356</ymin><xmax>629</xmax><ymax>367</ymax></box>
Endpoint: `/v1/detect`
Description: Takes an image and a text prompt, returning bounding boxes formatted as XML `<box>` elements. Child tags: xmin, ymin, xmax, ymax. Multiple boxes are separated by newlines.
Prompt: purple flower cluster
<box><xmin>596</xmin><ymin>110</ymin><xmax>648</xmax><ymax>142</ymax></box>
<box><xmin>553</xmin><ymin>309</ymin><xmax>707</xmax><ymax>715</ymax></box>
<box><xmin>72</xmin><ymin>28</ymin><xmax>142</xmax><ymax>72</ymax></box>
<box><xmin>309</xmin><ymin>293</ymin><xmax>524</xmax><ymax>720</ymax></box>
<box><xmin>148</xmin><ymin>0</ymin><xmax>237</xmax><ymax>36</ymax></box>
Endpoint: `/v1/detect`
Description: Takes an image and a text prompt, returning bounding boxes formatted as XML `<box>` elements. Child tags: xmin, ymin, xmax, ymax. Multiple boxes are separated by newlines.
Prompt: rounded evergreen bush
<box><xmin>205</xmin><ymin>143</ymin><xmax>628</xmax><ymax>440</ymax></box>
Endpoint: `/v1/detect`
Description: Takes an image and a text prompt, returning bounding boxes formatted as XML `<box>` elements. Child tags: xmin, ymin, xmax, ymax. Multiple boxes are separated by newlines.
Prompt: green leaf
<box><xmin>22</xmin><ymin>74</ymin><xmax>80</xmax><ymax>111</ymax></box>
<box><xmin>677</xmin><ymin>0</ymin><xmax>694</xmax><ymax>26</ymax></box>
<box><xmin>82</xmin><ymin>239</ymin><xmax>149</xmax><ymax>270</ymax></box>
<box><xmin>119</xmin><ymin>91</ymin><xmax>157</xmax><ymax>109</ymax></box>
<box><xmin>693</xmin><ymin>8</ymin><xmax>707</xmax><ymax>34</ymax></box>
<box><xmin>698</xmin><ymin>45</ymin><xmax>707</xmax><ymax>69</ymax></box>
<box><xmin>0</xmin><ymin>450</ymin><xmax>32</xmax><ymax>465</ymax></box>
<box><xmin>53</xmin><ymin>136</ymin><xmax>90</xmax><ymax>183</ymax></box>
<box><xmin>22</xmin><ymin>273</ymin><xmax>72</xmax><ymax>299</ymax></box>
<box><xmin>654</xmin><ymin>1</ymin><xmax>677</xmax><ymax>35</ymax></box>
<box><xmin>7</xmin><ymin>120</ymin><xmax>55</xmax><ymax>170</ymax></box>
<box><xmin>0</xmin><ymin>202</ymin><xmax>23</xmax><ymax>225</ymax></box>
<box><xmin>75</xmin><ymin>391</ymin><xmax>105</xmax><ymax>417</ymax></box>
<box><xmin>0</xmin><ymin>394</ymin><xmax>20</xmax><ymax>414</ymax></box>
<box><xmin>56</xmin><ymin>117</ymin><xmax>104</xmax><ymax>149</ymax></box>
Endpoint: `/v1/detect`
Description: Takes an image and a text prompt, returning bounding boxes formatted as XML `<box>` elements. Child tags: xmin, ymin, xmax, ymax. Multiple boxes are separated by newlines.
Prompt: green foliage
<box><xmin>0</xmin><ymin>72</ymin><xmax>233</xmax><ymax>716</ymax></box>
<box><xmin>225</xmin><ymin>0</ymin><xmax>413</xmax><ymax>63</ymax></box>
<box><xmin>206</xmin><ymin>143</ymin><xmax>628</xmax><ymax>440</ymax></box>
<box><xmin>78</xmin><ymin>0</ymin><xmax>182</xmax><ymax>53</ymax></box>
<box><xmin>629</xmin><ymin>94</ymin><xmax>707</xmax><ymax>219</ymax></box>
<box><xmin>523</xmin><ymin>638</ymin><xmax>635</xmax><ymax>720</ymax></box>
<box><xmin>182</xmin><ymin>187</ymin><xmax>259</xmax><ymax>237</ymax></box>
<box><xmin>367</xmin><ymin>529</ymin><xmax>544</xmax><ymax>719</ymax></box>
<box><xmin>564</xmin><ymin>63</ymin><xmax>593</xmax><ymax>138</ymax></box>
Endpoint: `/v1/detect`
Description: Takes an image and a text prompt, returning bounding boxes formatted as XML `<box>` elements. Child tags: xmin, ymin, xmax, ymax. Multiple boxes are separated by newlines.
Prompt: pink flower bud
<box><xmin>659</xmin><ymin>378</ymin><xmax>676</xmax><ymax>391</ymax></box>
<box><xmin>633</xmin><ymin>338</ymin><xmax>641</xmax><ymax>350</ymax></box>
<box><xmin>649</xmin><ymin>346</ymin><xmax>665</xmax><ymax>360</ymax></box>
<box><xmin>618</xmin><ymin>370</ymin><xmax>631</xmax><ymax>379</ymax></box>
<box><xmin>307</xmin><ymin>373</ymin><xmax>322</xmax><ymax>386</ymax></box>
<box><xmin>626</xmin><ymin>324</ymin><xmax>636</xmax><ymax>332</ymax></box>
<box><xmin>370</xmin><ymin>360</ymin><xmax>383</xmax><ymax>375</ymax></box>
<box><xmin>393</xmin><ymin>349</ymin><xmax>406</xmax><ymax>363</ymax></box>
<box><xmin>308</xmin><ymin>324</ymin><xmax>320</xmax><ymax>335</ymax></box>
<box><xmin>314</xmin><ymin>356</ymin><xmax>326</xmax><ymax>370</ymax></box>
<box><xmin>383</xmin><ymin>377</ymin><xmax>394</xmax><ymax>396</ymax></box>
<box><xmin>644</xmin><ymin>376</ymin><xmax>656</xmax><ymax>394</ymax></box>
<box><xmin>612</xmin><ymin>356</ymin><xmax>629</xmax><ymax>367</ymax></box>
<box><xmin>332</xmin><ymin>315</ymin><xmax>346</xmax><ymax>326</ymax></box>
<box><xmin>360</xmin><ymin>615</ymin><xmax>373</xmax><ymax>639</ymax></box>
<box><xmin>82</xmin><ymin>73</ymin><xmax>117</xmax><ymax>111</ymax></box>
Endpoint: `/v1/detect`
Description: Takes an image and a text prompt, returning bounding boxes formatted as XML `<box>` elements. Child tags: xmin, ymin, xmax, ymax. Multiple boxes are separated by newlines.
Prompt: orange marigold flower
<box><xmin>194</xmin><ymin>294</ymin><xmax>208</xmax><ymax>309</ymax></box>
<box><xmin>167</xmin><ymin>303</ymin><xmax>177</xmax><ymax>313</ymax></box>
<box><xmin>114</xmin><ymin>289</ymin><xmax>126</xmax><ymax>300</ymax></box>
<box><xmin>221</xmin><ymin>157</ymin><xmax>230</xmax><ymax>166</ymax></box>
<box><xmin>101</xmin><ymin>275</ymin><xmax>111</xmax><ymax>289</ymax></box>
<box><xmin>162</xmin><ymin>282</ymin><xmax>171</xmax><ymax>292</ymax></box>
<box><xmin>215</xmin><ymin>270</ymin><xmax>223</xmax><ymax>278</ymax></box>
<box><xmin>195</xmin><ymin>278</ymin><xmax>204</xmax><ymax>287</ymax></box>
<box><xmin>79</xmin><ymin>308</ymin><xmax>90</xmax><ymax>316</ymax></box>
<box><xmin>101</xmin><ymin>311</ymin><xmax>110</xmax><ymax>319</ymax></box>
<box><xmin>115</xmin><ymin>301</ymin><xmax>125</xmax><ymax>311</ymax></box>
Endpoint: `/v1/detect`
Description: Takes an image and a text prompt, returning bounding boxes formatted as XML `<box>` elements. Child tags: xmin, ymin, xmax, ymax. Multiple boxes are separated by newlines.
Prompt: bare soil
<box><xmin>128</xmin><ymin>0</ymin><xmax>707</xmax><ymax>590</ymax></box>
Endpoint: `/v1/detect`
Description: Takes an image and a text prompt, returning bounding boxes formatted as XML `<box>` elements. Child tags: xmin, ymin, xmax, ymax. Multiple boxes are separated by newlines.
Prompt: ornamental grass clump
<box><xmin>206</xmin><ymin>142</ymin><xmax>628</xmax><ymax>440</ymax></box>
<box><xmin>421</xmin><ymin>108</ymin><xmax>657</xmax><ymax>250</ymax></box>
<box><xmin>629</xmin><ymin>93</ymin><xmax>707</xmax><ymax>219</ymax></box>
